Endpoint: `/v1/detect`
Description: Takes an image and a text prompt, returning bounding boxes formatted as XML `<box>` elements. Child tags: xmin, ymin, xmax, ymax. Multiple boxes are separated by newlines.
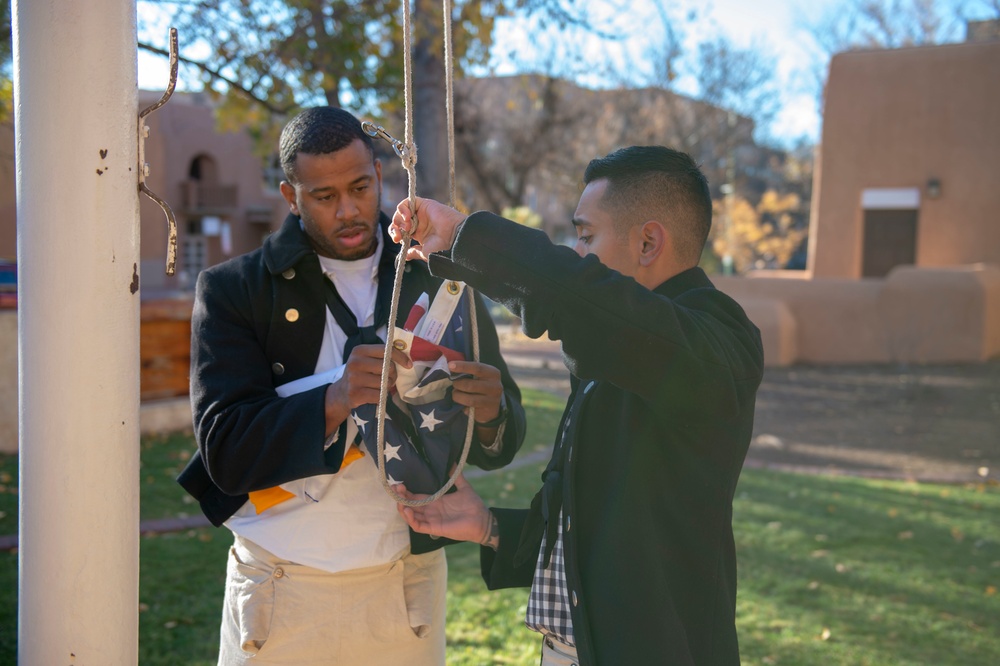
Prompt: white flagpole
<box><xmin>14</xmin><ymin>0</ymin><xmax>141</xmax><ymax>662</ymax></box>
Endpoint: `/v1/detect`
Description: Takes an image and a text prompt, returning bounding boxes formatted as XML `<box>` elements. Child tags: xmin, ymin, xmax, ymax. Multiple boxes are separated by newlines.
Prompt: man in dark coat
<box><xmin>391</xmin><ymin>146</ymin><xmax>763</xmax><ymax>665</ymax></box>
<box><xmin>176</xmin><ymin>107</ymin><xmax>525</xmax><ymax>665</ymax></box>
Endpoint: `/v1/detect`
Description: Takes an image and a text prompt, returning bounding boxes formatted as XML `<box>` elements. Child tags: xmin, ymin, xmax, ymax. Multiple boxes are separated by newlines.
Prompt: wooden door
<box><xmin>862</xmin><ymin>209</ymin><xmax>917</xmax><ymax>277</ymax></box>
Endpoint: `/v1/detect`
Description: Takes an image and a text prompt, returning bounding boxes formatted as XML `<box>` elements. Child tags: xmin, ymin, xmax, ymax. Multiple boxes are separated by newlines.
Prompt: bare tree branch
<box><xmin>137</xmin><ymin>40</ymin><xmax>295</xmax><ymax>115</ymax></box>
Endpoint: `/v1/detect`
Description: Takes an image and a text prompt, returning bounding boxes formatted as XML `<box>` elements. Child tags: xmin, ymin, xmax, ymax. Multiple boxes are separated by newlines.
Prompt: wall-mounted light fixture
<box><xmin>926</xmin><ymin>178</ymin><xmax>942</xmax><ymax>199</ymax></box>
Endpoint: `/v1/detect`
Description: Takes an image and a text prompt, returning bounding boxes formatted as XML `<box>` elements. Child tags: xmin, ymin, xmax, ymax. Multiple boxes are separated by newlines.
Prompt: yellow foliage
<box><xmin>501</xmin><ymin>206</ymin><xmax>542</xmax><ymax>228</ymax></box>
<box><xmin>710</xmin><ymin>190</ymin><xmax>807</xmax><ymax>273</ymax></box>
<box><xmin>0</xmin><ymin>79</ymin><xmax>12</xmax><ymax>124</ymax></box>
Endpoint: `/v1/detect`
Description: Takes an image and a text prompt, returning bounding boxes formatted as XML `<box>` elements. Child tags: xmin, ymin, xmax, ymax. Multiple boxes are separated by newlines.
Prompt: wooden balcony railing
<box><xmin>179</xmin><ymin>180</ymin><xmax>238</xmax><ymax>214</ymax></box>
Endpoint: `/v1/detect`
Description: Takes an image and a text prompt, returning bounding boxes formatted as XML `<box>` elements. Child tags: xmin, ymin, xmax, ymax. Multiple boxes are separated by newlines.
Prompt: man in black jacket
<box><xmin>391</xmin><ymin>146</ymin><xmax>763</xmax><ymax>665</ymax></box>
<box><xmin>177</xmin><ymin>107</ymin><xmax>525</xmax><ymax>665</ymax></box>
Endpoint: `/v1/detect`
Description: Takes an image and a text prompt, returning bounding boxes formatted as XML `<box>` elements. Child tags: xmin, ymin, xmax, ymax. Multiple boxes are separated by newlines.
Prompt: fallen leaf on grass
<box><xmin>986</xmin><ymin>586</ymin><xmax>997</xmax><ymax>596</ymax></box>
<box><xmin>951</xmin><ymin>527</ymin><xmax>965</xmax><ymax>542</ymax></box>
<box><xmin>808</xmin><ymin>581</ymin><xmax>821</xmax><ymax>590</ymax></box>
<box><xmin>887</xmin><ymin>508</ymin><xmax>899</xmax><ymax>518</ymax></box>
<box><xmin>820</xmin><ymin>627</ymin><xmax>832</xmax><ymax>641</ymax></box>
<box><xmin>898</xmin><ymin>531</ymin><xmax>914</xmax><ymax>540</ymax></box>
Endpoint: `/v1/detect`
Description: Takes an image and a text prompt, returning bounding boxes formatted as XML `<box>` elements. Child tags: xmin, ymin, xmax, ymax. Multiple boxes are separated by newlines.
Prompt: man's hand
<box><xmin>394</xmin><ymin>474</ymin><xmax>497</xmax><ymax>548</ymax></box>
<box><xmin>324</xmin><ymin>344</ymin><xmax>411</xmax><ymax>436</ymax></box>
<box><xmin>450</xmin><ymin>361</ymin><xmax>504</xmax><ymax>423</ymax></box>
<box><xmin>390</xmin><ymin>196</ymin><xmax>468</xmax><ymax>262</ymax></box>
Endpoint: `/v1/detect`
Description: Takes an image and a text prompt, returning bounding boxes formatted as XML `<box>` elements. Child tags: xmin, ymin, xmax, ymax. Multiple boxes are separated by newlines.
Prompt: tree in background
<box><xmin>453</xmin><ymin>73</ymin><xmax>597</xmax><ymax>215</ymax></box>
<box><xmin>709</xmin><ymin>190</ymin><xmax>808</xmax><ymax>275</ymax></box>
<box><xmin>602</xmin><ymin>3</ymin><xmax>783</xmax><ymax>207</ymax></box>
<box><xmin>138</xmin><ymin>0</ymin><xmax>600</xmax><ymax>201</ymax></box>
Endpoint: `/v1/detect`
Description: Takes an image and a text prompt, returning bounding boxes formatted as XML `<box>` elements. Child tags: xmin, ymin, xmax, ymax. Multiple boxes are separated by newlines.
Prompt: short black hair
<box><xmin>279</xmin><ymin>107</ymin><xmax>375</xmax><ymax>184</ymax></box>
<box><xmin>584</xmin><ymin>146</ymin><xmax>712</xmax><ymax>265</ymax></box>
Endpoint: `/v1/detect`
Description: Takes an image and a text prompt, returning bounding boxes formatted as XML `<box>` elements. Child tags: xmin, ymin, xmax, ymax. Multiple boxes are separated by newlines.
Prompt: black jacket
<box><xmin>177</xmin><ymin>213</ymin><xmax>526</xmax><ymax>555</ymax></box>
<box><xmin>428</xmin><ymin>212</ymin><xmax>764</xmax><ymax>665</ymax></box>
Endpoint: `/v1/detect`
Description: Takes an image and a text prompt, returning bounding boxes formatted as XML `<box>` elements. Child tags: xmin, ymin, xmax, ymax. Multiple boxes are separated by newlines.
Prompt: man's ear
<box><xmin>279</xmin><ymin>181</ymin><xmax>299</xmax><ymax>216</ymax></box>
<box><xmin>637</xmin><ymin>220</ymin><xmax>668</xmax><ymax>267</ymax></box>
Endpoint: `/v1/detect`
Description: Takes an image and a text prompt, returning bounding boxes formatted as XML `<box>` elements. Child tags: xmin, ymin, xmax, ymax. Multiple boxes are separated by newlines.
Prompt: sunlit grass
<box><xmin>1</xmin><ymin>388</ymin><xmax>998</xmax><ymax>664</ymax></box>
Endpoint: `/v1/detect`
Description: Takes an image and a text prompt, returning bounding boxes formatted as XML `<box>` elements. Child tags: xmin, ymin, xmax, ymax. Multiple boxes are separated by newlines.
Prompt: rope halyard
<box><xmin>373</xmin><ymin>0</ymin><xmax>479</xmax><ymax>507</ymax></box>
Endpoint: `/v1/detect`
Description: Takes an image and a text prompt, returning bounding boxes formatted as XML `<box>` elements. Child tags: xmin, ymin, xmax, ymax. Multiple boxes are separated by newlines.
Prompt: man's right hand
<box><xmin>324</xmin><ymin>344</ymin><xmax>411</xmax><ymax>435</ymax></box>
<box><xmin>394</xmin><ymin>474</ymin><xmax>498</xmax><ymax>548</ymax></box>
<box><xmin>389</xmin><ymin>196</ymin><xmax>468</xmax><ymax>262</ymax></box>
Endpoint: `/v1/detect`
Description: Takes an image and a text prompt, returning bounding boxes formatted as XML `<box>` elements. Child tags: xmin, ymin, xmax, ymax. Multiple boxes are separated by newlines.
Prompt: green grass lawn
<box><xmin>1</xmin><ymin>387</ymin><xmax>998</xmax><ymax>664</ymax></box>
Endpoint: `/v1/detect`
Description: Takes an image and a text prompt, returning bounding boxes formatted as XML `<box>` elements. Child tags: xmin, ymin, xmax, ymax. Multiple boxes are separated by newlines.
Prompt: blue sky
<box><xmin>672</xmin><ymin>0</ymin><xmax>838</xmax><ymax>141</ymax></box>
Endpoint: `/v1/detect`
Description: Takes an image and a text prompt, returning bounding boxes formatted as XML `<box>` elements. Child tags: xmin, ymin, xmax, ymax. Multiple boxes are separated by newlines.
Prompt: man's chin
<box><xmin>329</xmin><ymin>232</ymin><xmax>377</xmax><ymax>260</ymax></box>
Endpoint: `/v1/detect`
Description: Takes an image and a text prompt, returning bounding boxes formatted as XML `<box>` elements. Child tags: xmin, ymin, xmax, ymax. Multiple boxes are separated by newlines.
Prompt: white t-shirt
<box><xmin>226</xmin><ymin>228</ymin><xmax>411</xmax><ymax>573</ymax></box>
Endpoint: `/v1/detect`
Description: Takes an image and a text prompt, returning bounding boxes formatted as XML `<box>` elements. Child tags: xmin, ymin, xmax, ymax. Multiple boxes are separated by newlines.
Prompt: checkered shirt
<box><xmin>525</xmin><ymin>512</ymin><xmax>575</xmax><ymax>647</ymax></box>
<box><xmin>525</xmin><ymin>400</ymin><xmax>577</xmax><ymax>647</ymax></box>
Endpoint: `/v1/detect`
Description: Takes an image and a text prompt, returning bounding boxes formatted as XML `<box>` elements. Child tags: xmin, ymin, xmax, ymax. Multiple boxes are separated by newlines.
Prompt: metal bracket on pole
<box><xmin>138</xmin><ymin>27</ymin><xmax>179</xmax><ymax>276</ymax></box>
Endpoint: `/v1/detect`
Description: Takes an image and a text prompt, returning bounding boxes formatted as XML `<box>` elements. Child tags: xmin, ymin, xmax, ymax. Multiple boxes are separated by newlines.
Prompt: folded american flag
<box><xmin>351</xmin><ymin>281</ymin><xmax>474</xmax><ymax>495</ymax></box>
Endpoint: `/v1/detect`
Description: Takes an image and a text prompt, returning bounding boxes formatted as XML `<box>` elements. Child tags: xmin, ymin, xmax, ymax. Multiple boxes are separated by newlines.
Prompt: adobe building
<box><xmin>808</xmin><ymin>39</ymin><xmax>1000</xmax><ymax>278</ymax></box>
<box><xmin>717</xmin><ymin>33</ymin><xmax>1000</xmax><ymax>367</ymax></box>
<box><xmin>136</xmin><ymin>91</ymin><xmax>288</xmax><ymax>291</ymax></box>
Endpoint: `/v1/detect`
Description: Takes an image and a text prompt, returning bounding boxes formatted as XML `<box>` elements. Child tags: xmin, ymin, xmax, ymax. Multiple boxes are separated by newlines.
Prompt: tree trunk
<box><xmin>412</xmin><ymin>0</ymin><xmax>448</xmax><ymax>203</ymax></box>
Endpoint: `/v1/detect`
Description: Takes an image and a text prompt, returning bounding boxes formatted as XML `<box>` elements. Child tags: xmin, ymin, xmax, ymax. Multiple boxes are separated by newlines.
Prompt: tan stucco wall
<box><xmin>879</xmin><ymin>265</ymin><xmax>1000</xmax><ymax>362</ymax></box>
<box><xmin>810</xmin><ymin>42</ymin><xmax>1000</xmax><ymax>278</ymax></box>
<box><xmin>716</xmin><ymin>264</ymin><xmax>1000</xmax><ymax>366</ymax></box>
<box><xmin>717</xmin><ymin>274</ymin><xmax>889</xmax><ymax>364</ymax></box>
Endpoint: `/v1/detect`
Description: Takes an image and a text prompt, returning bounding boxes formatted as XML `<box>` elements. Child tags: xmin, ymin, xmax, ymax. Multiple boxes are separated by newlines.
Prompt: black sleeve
<box><xmin>480</xmin><ymin>507</ymin><xmax>538</xmax><ymax>590</ymax></box>
<box><xmin>428</xmin><ymin>212</ymin><xmax>763</xmax><ymax>418</ymax></box>
<box><xmin>189</xmin><ymin>265</ymin><xmax>344</xmax><ymax>496</ymax></box>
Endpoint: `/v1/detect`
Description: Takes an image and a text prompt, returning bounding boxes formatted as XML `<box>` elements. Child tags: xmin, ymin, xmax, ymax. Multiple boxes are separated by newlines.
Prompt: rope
<box><xmin>374</xmin><ymin>0</ymin><xmax>478</xmax><ymax>507</ymax></box>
